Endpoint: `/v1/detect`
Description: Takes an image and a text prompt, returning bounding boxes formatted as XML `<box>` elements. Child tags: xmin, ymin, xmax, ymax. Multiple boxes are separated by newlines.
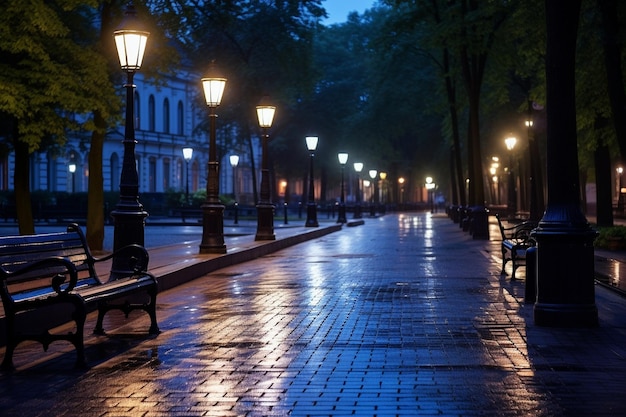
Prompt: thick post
<box><xmin>111</xmin><ymin>71</ymin><xmax>148</xmax><ymax>277</ymax></box>
<box><xmin>354</xmin><ymin>172</ymin><xmax>362</xmax><ymax>219</ymax></box>
<box><xmin>337</xmin><ymin>163</ymin><xmax>347</xmax><ymax>224</ymax></box>
<box><xmin>532</xmin><ymin>0</ymin><xmax>597</xmax><ymax>327</ymax></box>
<box><xmin>200</xmin><ymin>108</ymin><xmax>226</xmax><ymax>253</ymax></box>
<box><xmin>305</xmin><ymin>148</ymin><xmax>318</xmax><ymax>227</ymax></box>
<box><xmin>256</xmin><ymin>129</ymin><xmax>275</xmax><ymax>240</ymax></box>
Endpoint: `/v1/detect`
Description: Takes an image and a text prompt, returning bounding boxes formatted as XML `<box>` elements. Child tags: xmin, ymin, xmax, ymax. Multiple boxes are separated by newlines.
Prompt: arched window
<box><xmin>110</xmin><ymin>153</ymin><xmax>120</xmax><ymax>191</ymax></box>
<box><xmin>163</xmin><ymin>158</ymin><xmax>170</xmax><ymax>190</ymax></box>
<box><xmin>134</xmin><ymin>91</ymin><xmax>140</xmax><ymax>130</ymax></box>
<box><xmin>47</xmin><ymin>152</ymin><xmax>58</xmax><ymax>192</ymax></box>
<box><xmin>163</xmin><ymin>98</ymin><xmax>170</xmax><ymax>133</ymax></box>
<box><xmin>148</xmin><ymin>95</ymin><xmax>155</xmax><ymax>131</ymax></box>
<box><xmin>149</xmin><ymin>156</ymin><xmax>157</xmax><ymax>192</ymax></box>
<box><xmin>177</xmin><ymin>101</ymin><xmax>184</xmax><ymax>135</ymax></box>
<box><xmin>0</xmin><ymin>154</ymin><xmax>8</xmax><ymax>190</ymax></box>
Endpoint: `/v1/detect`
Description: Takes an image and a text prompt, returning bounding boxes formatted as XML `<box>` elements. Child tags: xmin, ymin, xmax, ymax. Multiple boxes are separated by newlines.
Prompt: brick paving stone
<box><xmin>1</xmin><ymin>213</ymin><xmax>626</xmax><ymax>416</ymax></box>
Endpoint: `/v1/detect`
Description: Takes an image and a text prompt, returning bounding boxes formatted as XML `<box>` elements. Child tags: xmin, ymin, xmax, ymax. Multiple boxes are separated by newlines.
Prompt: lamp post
<box><xmin>379</xmin><ymin>171</ymin><xmax>387</xmax><ymax>206</ymax></box>
<box><xmin>230</xmin><ymin>154</ymin><xmax>239</xmax><ymax>225</ymax></box>
<box><xmin>353</xmin><ymin>162</ymin><xmax>363</xmax><ymax>219</ymax></box>
<box><xmin>305</xmin><ymin>136</ymin><xmax>319</xmax><ymax>227</ymax></box>
<box><xmin>255</xmin><ymin>98</ymin><xmax>276</xmax><ymax>241</ymax></box>
<box><xmin>617</xmin><ymin>167</ymin><xmax>624</xmax><ymax>215</ymax></box>
<box><xmin>369</xmin><ymin>169</ymin><xmax>377</xmax><ymax>217</ymax></box>
<box><xmin>505</xmin><ymin>135</ymin><xmax>517</xmax><ymax>214</ymax></box>
<box><xmin>426</xmin><ymin>176</ymin><xmax>436</xmax><ymax>213</ymax></box>
<box><xmin>200</xmin><ymin>61</ymin><xmax>227</xmax><ymax>254</ymax></box>
<box><xmin>68</xmin><ymin>163</ymin><xmax>76</xmax><ymax>193</ymax></box>
<box><xmin>398</xmin><ymin>177</ymin><xmax>405</xmax><ymax>207</ymax></box>
<box><xmin>336</xmin><ymin>152</ymin><xmax>349</xmax><ymax>223</ymax></box>
<box><xmin>532</xmin><ymin>1</ymin><xmax>597</xmax><ymax>327</ymax></box>
<box><xmin>182</xmin><ymin>147</ymin><xmax>193</xmax><ymax>206</ymax></box>
<box><xmin>111</xmin><ymin>3</ymin><xmax>149</xmax><ymax>277</ymax></box>
<box><xmin>490</xmin><ymin>156</ymin><xmax>500</xmax><ymax>205</ymax></box>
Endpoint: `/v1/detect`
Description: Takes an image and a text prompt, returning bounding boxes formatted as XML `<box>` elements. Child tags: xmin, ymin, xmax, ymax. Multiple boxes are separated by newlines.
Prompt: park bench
<box><xmin>0</xmin><ymin>223</ymin><xmax>159</xmax><ymax>370</ymax></box>
<box><xmin>495</xmin><ymin>213</ymin><xmax>537</xmax><ymax>280</ymax></box>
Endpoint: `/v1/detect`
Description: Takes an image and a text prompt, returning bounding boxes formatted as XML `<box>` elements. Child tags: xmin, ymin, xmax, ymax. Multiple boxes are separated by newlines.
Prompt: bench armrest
<box><xmin>0</xmin><ymin>256</ymin><xmax>79</xmax><ymax>294</ymax></box>
<box><xmin>92</xmin><ymin>244</ymin><xmax>150</xmax><ymax>273</ymax></box>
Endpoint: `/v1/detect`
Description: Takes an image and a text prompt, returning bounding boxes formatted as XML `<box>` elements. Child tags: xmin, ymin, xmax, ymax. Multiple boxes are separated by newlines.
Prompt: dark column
<box><xmin>532</xmin><ymin>0</ymin><xmax>598</xmax><ymax>327</ymax></box>
<box><xmin>111</xmin><ymin>71</ymin><xmax>148</xmax><ymax>278</ymax></box>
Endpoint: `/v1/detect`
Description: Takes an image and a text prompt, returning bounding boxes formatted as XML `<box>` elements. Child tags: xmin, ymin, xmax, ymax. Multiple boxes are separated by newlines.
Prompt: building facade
<box><xmin>0</xmin><ymin>70</ymin><xmax>261</xmax><ymax>207</ymax></box>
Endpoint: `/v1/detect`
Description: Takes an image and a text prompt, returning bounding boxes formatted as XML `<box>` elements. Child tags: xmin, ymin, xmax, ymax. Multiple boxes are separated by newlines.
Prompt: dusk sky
<box><xmin>322</xmin><ymin>0</ymin><xmax>377</xmax><ymax>24</ymax></box>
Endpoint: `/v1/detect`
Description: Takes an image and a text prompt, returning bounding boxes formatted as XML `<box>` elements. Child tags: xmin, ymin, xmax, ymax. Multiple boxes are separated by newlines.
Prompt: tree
<box><xmin>0</xmin><ymin>0</ymin><xmax>115</xmax><ymax>235</ymax></box>
<box><xmin>84</xmin><ymin>0</ymin><xmax>180</xmax><ymax>251</ymax></box>
<box><xmin>173</xmin><ymin>0</ymin><xmax>324</xmax><ymax>204</ymax></box>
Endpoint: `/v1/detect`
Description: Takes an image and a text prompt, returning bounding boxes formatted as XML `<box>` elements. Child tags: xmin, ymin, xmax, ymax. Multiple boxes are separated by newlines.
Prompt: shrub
<box><xmin>595</xmin><ymin>226</ymin><xmax>626</xmax><ymax>250</ymax></box>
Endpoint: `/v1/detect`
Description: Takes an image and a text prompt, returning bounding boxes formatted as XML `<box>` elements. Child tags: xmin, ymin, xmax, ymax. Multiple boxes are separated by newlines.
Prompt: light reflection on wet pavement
<box><xmin>1</xmin><ymin>213</ymin><xmax>626</xmax><ymax>416</ymax></box>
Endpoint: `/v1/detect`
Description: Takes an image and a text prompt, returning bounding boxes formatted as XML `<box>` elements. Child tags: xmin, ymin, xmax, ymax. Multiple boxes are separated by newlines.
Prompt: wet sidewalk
<box><xmin>1</xmin><ymin>213</ymin><xmax>626</xmax><ymax>416</ymax></box>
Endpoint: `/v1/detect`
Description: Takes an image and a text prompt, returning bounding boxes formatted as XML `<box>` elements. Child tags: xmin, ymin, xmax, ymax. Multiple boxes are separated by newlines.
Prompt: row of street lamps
<box><xmin>303</xmin><ymin>139</ymin><xmax>398</xmax><ymax>227</ymax></box>
<box><xmin>111</xmin><ymin>4</ymin><xmax>281</xmax><ymax>257</ymax></box>
<box><xmin>110</xmin><ymin>4</ymin><xmax>428</xmax><ymax>259</ymax></box>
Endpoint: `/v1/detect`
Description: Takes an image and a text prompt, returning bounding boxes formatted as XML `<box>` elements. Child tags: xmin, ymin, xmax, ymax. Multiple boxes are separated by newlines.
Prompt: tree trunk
<box><xmin>13</xmin><ymin>136</ymin><xmax>34</xmax><ymax>235</ymax></box>
<box><xmin>86</xmin><ymin>110</ymin><xmax>106</xmax><ymax>252</ymax></box>
<box><xmin>598</xmin><ymin>0</ymin><xmax>626</xmax><ymax>162</ymax></box>
<box><xmin>595</xmin><ymin>139</ymin><xmax>613</xmax><ymax>227</ymax></box>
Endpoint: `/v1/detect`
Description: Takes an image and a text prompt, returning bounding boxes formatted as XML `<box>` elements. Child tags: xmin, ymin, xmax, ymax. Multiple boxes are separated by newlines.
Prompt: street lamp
<box><xmin>200</xmin><ymin>61</ymin><xmax>227</xmax><ymax>254</ymax></box>
<box><xmin>337</xmin><ymin>152</ymin><xmax>349</xmax><ymax>224</ymax></box>
<box><xmin>182</xmin><ymin>147</ymin><xmax>193</xmax><ymax>206</ymax></box>
<box><xmin>305</xmin><ymin>136</ymin><xmax>319</xmax><ymax>227</ymax></box>
<box><xmin>505</xmin><ymin>135</ymin><xmax>517</xmax><ymax>214</ymax></box>
<box><xmin>230</xmin><ymin>154</ymin><xmax>239</xmax><ymax>225</ymax></box>
<box><xmin>369</xmin><ymin>169</ymin><xmax>377</xmax><ymax>217</ymax></box>
<box><xmin>111</xmin><ymin>3</ymin><xmax>149</xmax><ymax>277</ymax></box>
<box><xmin>426</xmin><ymin>176</ymin><xmax>436</xmax><ymax>213</ymax></box>
<box><xmin>68</xmin><ymin>163</ymin><xmax>76</xmax><ymax>193</ymax></box>
<box><xmin>398</xmin><ymin>177</ymin><xmax>405</xmax><ymax>207</ymax></box>
<box><xmin>353</xmin><ymin>162</ymin><xmax>363</xmax><ymax>219</ymax></box>
<box><xmin>255</xmin><ymin>97</ymin><xmax>276</xmax><ymax>241</ymax></box>
<box><xmin>379</xmin><ymin>171</ymin><xmax>387</xmax><ymax>206</ymax></box>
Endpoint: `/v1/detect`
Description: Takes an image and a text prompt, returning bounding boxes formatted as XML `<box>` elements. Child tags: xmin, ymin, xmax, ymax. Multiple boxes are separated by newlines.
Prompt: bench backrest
<box><xmin>495</xmin><ymin>214</ymin><xmax>537</xmax><ymax>243</ymax></box>
<box><xmin>0</xmin><ymin>224</ymin><xmax>98</xmax><ymax>298</ymax></box>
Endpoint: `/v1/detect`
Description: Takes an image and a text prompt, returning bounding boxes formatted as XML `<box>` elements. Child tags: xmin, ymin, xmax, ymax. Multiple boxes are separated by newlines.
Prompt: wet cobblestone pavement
<box><xmin>1</xmin><ymin>213</ymin><xmax>626</xmax><ymax>416</ymax></box>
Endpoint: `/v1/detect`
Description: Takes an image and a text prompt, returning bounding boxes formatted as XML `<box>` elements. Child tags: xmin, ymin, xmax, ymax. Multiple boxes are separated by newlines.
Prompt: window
<box><xmin>163</xmin><ymin>158</ymin><xmax>170</xmax><ymax>190</ymax></box>
<box><xmin>0</xmin><ymin>155</ymin><xmax>7</xmax><ymax>190</ymax></box>
<box><xmin>148</xmin><ymin>95</ymin><xmax>155</xmax><ymax>131</ymax></box>
<box><xmin>149</xmin><ymin>157</ymin><xmax>156</xmax><ymax>192</ymax></box>
<box><xmin>46</xmin><ymin>153</ymin><xmax>57</xmax><ymax>192</ymax></box>
<box><xmin>177</xmin><ymin>101</ymin><xmax>184</xmax><ymax>135</ymax></box>
<box><xmin>163</xmin><ymin>98</ymin><xmax>170</xmax><ymax>133</ymax></box>
<box><xmin>110</xmin><ymin>153</ymin><xmax>120</xmax><ymax>191</ymax></box>
<box><xmin>134</xmin><ymin>91</ymin><xmax>140</xmax><ymax>130</ymax></box>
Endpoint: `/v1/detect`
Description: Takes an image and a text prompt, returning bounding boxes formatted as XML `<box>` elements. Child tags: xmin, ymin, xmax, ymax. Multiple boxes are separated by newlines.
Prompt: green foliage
<box><xmin>0</xmin><ymin>0</ymin><xmax>117</xmax><ymax>151</ymax></box>
<box><xmin>595</xmin><ymin>226</ymin><xmax>626</xmax><ymax>249</ymax></box>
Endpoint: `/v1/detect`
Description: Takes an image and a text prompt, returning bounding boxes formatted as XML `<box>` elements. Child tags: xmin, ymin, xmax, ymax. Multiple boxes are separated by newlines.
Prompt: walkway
<box><xmin>1</xmin><ymin>213</ymin><xmax>625</xmax><ymax>416</ymax></box>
